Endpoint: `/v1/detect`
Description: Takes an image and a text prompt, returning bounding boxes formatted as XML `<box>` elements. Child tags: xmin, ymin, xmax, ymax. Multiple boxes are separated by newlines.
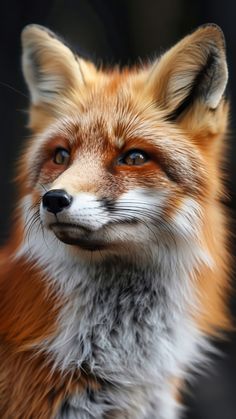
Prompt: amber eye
<box><xmin>119</xmin><ymin>149</ymin><xmax>149</xmax><ymax>166</ymax></box>
<box><xmin>53</xmin><ymin>148</ymin><xmax>70</xmax><ymax>165</ymax></box>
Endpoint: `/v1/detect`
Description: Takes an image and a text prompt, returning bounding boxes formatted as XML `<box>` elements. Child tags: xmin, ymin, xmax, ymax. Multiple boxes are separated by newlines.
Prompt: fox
<box><xmin>0</xmin><ymin>23</ymin><xmax>231</xmax><ymax>418</ymax></box>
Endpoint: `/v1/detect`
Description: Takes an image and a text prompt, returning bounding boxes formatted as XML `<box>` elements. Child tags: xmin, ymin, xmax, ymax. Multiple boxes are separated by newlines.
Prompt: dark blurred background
<box><xmin>0</xmin><ymin>1</ymin><xmax>235</xmax><ymax>418</ymax></box>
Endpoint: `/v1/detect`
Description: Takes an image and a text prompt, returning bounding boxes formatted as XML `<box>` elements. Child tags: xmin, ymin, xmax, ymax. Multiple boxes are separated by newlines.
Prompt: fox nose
<box><xmin>42</xmin><ymin>189</ymin><xmax>72</xmax><ymax>214</ymax></box>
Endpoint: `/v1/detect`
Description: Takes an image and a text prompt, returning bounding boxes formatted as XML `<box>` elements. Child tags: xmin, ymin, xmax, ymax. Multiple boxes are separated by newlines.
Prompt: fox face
<box><xmin>20</xmin><ymin>24</ymin><xmax>228</xmax><ymax>261</ymax></box>
<box><xmin>28</xmin><ymin>101</ymin><xmax>206</xmax><ymax>256</ymax></box>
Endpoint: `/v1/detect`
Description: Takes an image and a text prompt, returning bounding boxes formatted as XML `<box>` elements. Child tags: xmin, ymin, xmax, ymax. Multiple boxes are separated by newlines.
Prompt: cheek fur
<box><xmin>39</xmin><ymin>162</ymin><xmax>68</xmax><ymax>184</ymax></box>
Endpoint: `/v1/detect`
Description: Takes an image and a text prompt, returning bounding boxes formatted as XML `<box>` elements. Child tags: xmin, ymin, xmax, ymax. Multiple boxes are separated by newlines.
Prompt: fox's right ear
<box><xmin>21</xmin><ymin>25</ymin><xmax>96</xmax><ymax>115</ymax></box>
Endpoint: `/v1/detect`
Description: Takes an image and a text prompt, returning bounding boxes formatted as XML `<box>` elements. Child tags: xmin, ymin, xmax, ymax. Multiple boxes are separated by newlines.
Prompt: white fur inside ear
<box><xmin>205</xmin><ymin>58</ymin><xmax>228</xmax><ymax>109</ymax></box>
<box><xmin>22</xmin><ymin>48</ymin><xmax>38</xmax><ymax>104</ymax></box>
<box><xmin>22</xmin><ymin>48</ymin><xmax>66</xmax><ymax>105</ymax></box>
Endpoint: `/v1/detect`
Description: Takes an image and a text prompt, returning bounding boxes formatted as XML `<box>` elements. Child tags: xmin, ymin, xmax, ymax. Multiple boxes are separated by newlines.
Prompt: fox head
<box><xmin>19</xmin><ymin>24</ymin><xmax>228</xmax><ymax>261</ymax></box>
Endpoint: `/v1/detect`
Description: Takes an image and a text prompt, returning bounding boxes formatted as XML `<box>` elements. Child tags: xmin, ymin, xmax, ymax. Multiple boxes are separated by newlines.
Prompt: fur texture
<box><xmin>0</xmin><ymin>24</ymin><xmax>231</xmax><ymax>418</ymax></box>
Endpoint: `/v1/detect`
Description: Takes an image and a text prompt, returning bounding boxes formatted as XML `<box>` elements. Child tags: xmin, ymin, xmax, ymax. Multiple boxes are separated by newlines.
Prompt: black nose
<box><xmin>42</xmin><ymin>189</ymin><xmax>72</xmax><ymax>214</ymax></box>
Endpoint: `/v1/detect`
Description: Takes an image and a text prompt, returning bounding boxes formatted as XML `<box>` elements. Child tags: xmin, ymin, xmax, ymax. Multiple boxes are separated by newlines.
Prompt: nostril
<box><xmin>42</xmin><ymin>189</ymin><xmax>72</xmax><ymax>214</ymax></box>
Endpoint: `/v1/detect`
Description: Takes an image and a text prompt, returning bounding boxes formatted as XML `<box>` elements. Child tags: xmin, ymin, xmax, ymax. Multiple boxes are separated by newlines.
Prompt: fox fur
<box><xmin>0</xmin><ymin>24</ymin><xmax>231</xmax><ymax>418</ymax></box>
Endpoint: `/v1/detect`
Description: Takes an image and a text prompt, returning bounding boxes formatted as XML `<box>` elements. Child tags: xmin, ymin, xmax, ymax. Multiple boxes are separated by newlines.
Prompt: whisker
<box><xmin>39</xmin><ymin>184</ymin><xmax>48</xmax><ymax>193</ymax></box>
<box><xmin>0</xmin><ymin>81</ymin><xmax>29</xmax><ymax>98</ymax></box>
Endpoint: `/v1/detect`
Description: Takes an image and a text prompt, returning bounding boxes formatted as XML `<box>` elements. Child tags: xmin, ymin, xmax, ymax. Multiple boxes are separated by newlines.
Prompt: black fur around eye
<box><xmin>53</xmin><ymin>148</ymin><xmax>70</xmax><ymax>165</ymax></box>
<box><xmin>118</xmin><ymin>149</ymin><xmax>149</xmax><ymax>166</ymax></box>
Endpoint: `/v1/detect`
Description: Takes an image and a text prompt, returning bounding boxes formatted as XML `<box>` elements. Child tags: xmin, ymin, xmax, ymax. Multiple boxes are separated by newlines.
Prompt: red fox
<box><xmin>0</xmin><ymin>24</ymin><xmax>231</xmax><ymax>418</ymax></box>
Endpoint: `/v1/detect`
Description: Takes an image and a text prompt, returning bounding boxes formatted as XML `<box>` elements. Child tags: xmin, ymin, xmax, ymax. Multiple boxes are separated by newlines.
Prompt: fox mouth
<box><xmin>50</xmin><ymin>222</ymin><xmax>109</xmax><ymax>251</ymax></box>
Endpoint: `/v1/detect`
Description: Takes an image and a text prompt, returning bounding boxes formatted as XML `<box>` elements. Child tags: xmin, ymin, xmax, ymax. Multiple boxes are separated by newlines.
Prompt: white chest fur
<box><xmin>39</xmin><ymin>247</ymin><xmax>208</xmax><ymax>419</ymax></box>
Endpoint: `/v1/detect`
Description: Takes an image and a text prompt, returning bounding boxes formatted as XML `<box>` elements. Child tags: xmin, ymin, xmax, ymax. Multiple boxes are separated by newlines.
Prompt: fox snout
<box><xmin>40</xmin><ymin>189</ymin><xmax>114</xmax><ymax>250</ymax></box>
<box><xmin>40</xmin><ymin>190</ymin><xmax>112</xmax><ymax>235</ymax></box>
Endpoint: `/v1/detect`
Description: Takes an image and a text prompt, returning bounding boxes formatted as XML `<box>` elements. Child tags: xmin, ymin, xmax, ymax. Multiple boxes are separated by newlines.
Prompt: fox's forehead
<box><xmin>67</xmin><ymin>66</ymin><xmax>157</xmax><ymax>139</ymax></box>
<box><xmin>40</xmin><ymin>78</ymin><xmax>174</xmax><ymax>150</ymax></box>
<box><xmin>39</xmin><ymin>107</ymin><xmax>169</xmax><ymax>153</ymax></box>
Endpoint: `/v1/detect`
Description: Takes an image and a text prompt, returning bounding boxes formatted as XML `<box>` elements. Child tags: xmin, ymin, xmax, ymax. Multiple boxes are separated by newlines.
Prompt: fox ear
<box><xmin>21</xmin><ymin>25</ymin><xmax>95</xmax><ymax>110</ymax></box>
<box><xmin>146</xmin><ymin>24</ymin><xmax>228</xmax><ymax>119</ymax></box>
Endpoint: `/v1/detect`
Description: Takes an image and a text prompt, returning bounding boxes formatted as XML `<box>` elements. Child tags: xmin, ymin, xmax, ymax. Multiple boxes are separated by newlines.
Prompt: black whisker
<box><xmin>39</xmin><ymin>184</ymin><xmax>48</xmax><ymax>193</ymax></box>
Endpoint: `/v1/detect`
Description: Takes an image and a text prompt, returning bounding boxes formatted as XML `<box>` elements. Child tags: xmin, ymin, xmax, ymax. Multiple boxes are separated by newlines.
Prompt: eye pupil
<box><xmin>122</xmin><ymin>150</ymin><xmax>148</xmax><ymax>166</ymax></box>
<box><xmin>53</xmin><ymin>148</ymin><xmax>70</xmax><ymax>165</ymax></box>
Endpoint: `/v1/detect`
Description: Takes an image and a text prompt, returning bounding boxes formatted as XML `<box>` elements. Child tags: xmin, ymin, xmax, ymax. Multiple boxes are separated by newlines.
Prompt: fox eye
<box><xmin>119</xmin><ymin>149</ymin><xmax>149</xmax><ymax>166</ymax></box>
<box><xmin>53</xmin><ymin>148</ymin><xmax>70</xmax><ymax>165</ymax></box>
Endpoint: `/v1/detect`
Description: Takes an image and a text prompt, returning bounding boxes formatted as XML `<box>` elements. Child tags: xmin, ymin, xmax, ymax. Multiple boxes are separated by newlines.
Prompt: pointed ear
<box><xmin>146</xmin><ymin>24</ymin><xmax>228</xmax><ymax>119</ymax></box>
<box><xmin>21</xmin><ymin>25</ymin><xmax>96</xmax><ymax>112</ymax></box>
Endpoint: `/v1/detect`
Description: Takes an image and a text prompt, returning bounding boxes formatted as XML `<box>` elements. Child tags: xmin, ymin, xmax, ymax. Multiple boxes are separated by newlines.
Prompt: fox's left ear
<box><xmin>146</xmin><ymin>24</ymin><xmax>228</xmax><ymax>123</ymax></box>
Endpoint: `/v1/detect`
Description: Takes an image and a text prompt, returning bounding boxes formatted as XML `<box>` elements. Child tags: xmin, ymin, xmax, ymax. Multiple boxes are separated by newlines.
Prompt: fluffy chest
<box><xmin>45</xmin><ymin>259</ymin><xmax>199</xmax><ymax>383</ymax></box>
<box><xmin>43</xmin><ymin>259</ymin><xmax>202</xmax><ymax>419</ymax></box>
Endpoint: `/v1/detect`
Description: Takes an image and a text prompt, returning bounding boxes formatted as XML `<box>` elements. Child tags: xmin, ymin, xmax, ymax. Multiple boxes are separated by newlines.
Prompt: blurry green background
<box><xmin>0</xmin><ymin>1</ymin><xmax>235</xmax><ymax>418</ymax></box>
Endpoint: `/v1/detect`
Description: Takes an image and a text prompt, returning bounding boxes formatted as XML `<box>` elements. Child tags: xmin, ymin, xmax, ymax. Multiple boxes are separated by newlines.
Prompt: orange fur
<box><xmin>0</xmin><ymin>347</ymin><xmax>100</xmax><ymax>418</ymax></box>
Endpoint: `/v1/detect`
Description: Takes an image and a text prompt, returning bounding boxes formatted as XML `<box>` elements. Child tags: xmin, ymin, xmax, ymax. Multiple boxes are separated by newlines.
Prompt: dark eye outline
<box><xmin>117</xmin><ymin>149</ymin><xmax>149</xmax><ymax>166</ymax></box>
<box><xmin>52</xmin><ymin>147</ymin><xmax>71</xmax><ymax>165</ymax></box>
